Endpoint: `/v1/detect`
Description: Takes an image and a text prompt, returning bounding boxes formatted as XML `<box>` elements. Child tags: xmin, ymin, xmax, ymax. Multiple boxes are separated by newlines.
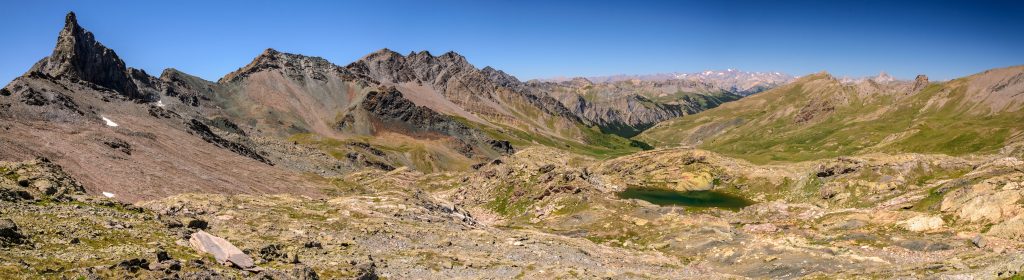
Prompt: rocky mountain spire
<box><xmin>30</xmin><ymin>12</ymin><xmax>143</xmax><ymax>99</ymax></box>
<box><xmin>911</xmin><ymin>74</ymin><xmax>930</xmax><ymax>92</ymax></box>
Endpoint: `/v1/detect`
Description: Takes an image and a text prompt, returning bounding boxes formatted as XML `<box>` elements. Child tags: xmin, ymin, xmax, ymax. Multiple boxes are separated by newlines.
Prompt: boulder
<box><xmin>186</xmin><ymin>218</ymin><xmax>209</xmax><ymax>230</ymax></box>
<box><xmin>899</xmin><ymin>215</ymin><xmax>945</xmax><ymax>232</ymax></box>
<box><xmin>257</xmin><ymin>244</ymin><xmax>286</xmax><ymax>262</ymax></box>
<box><xmin>0</xmin><ymin>218</ymin><xmax>27</xmax><ymax>246</ymax></box>
<box><xmin>942</xmin><ymin>187</ymin><xmax>1022</xmax><ymax>223</ymax></box>
<box><xmin>988</xmin><ymin>215</ymin><xmax>1024</xmax><ymax>240</ymax></box>
<box><xmin>113</xmin><ymin>258</ymin><xmax>150</xmax><ymax>272</ymax></box>
<box><xmin>32</xmin><ymin>179</ymin><xmax>56</xmax><ymax>195</ymax></box>
<box><xmin>355</xmin><ymin>261</ymin><xmax>379</xmax><ymax>280</ymax></box>
<box><xmin>189</xmin><ymin>231</ymin><xmax>256</xmax><ymax>270</ymax></box>
<box><xmin>972</xmin><ymin>234</ymin><xmax>987</xmax><ymax>248</ymax></box>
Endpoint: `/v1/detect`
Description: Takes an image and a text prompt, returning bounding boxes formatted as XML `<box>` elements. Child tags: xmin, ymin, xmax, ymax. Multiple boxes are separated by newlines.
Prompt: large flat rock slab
<box><xmin>189</xmin><ymin>230</ymin><xmax>256</xmax><ymax>269</ymax></box>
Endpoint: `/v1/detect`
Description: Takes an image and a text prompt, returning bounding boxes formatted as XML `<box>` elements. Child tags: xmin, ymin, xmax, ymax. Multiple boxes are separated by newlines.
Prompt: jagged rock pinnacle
<box><xmin>30</xmin><ymin>11</ymin><xmax>144</xmax><ymax>99</ymax></box>
<box><xmin>912</xmin><ymin>74</ymin><xmax>930</xmax><ymax>92</ymax></box>
<box><xmin>65</xmin><ymin>11</ymin><xmax>78</xmax><ymax>27</ymax></box>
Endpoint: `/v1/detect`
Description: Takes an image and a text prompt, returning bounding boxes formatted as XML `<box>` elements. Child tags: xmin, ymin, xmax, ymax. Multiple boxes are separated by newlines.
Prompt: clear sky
<box><xmin>1</xmin><ymin>0</ymin><xmax>1022</xmax><ymax>84</ymax></box>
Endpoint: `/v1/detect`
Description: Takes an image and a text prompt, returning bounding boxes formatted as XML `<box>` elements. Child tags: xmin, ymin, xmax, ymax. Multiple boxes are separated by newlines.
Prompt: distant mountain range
<box><xmin>539</xmin><ymin>69</ymin><xmax>795</xmax><ymax>96</ymax></box>
<box><xmin>530</xmin><ymin>70</ymin><xmax>794</xmax><ymax>136</ymax></box>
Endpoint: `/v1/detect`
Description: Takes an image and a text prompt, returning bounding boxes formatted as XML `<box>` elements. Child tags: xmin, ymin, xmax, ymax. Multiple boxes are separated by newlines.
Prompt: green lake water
<box><xmin>616</xmin><ymin>187</ymin><xmax>754</xmax><ymax>210</ymax></box>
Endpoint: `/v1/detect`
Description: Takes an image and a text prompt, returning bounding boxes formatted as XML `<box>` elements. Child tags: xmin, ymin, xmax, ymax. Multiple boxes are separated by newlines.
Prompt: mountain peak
<box><xmin>261</xmin><ymin>48</ymin><xmax>280</xmax><ymax>56</ymax></box>
<box><xmin>566</xmin><ymin>77</ymin><xmax>594</xmax><ymax>87</ymax></box>
<box><xmin>28</xmin><ymin>11</ymin><xmax>145</xmax><ymax>100</ymax></box>
<box><xmin>363</xmin><ymin>48</ymin><xmax>402</xmax><ymax>59</ymax></box>
<box><xmin>872</xmin><ymin>71</ymin><xmax>896</xmax><ymax>83</ymax></box>
<box><xmin>241</xmin><ymin>48</ymin><xmax>291</xmax><ymax>64</ymax></box>
<box><xmin>64</xmin><ymin>11</ymin><xmax>78</xmax><ymax>28</ymax></box>
<box><xmin>804</xmin><ymin>71</ymin><xmax>832</xmax><ymax>80</ymax></box>
<box><xmin>439</xmin><ymin>51</ymin><xmax>468</xmax><ymax>63</ymax></box>
<box><xmin>349</xmin><ymin>49</ymin><xmax>478</xmax><ymax>85</ymax></box>
<box><xmin>411</xmin><ymin>50</ymin><xmax>432</xmax><ymax>57</ymax></box>
<box><xmin>220</xmin><ymin>48</ymin><xmax>343</xmax><ymax>83</ymax></box>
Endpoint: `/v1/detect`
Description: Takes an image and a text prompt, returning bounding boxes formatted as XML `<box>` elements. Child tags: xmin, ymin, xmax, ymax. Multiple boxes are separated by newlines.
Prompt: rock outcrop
<box><xmin>159</xmin><ymin>69</ymin><xmax>217</xmax><ymax>107</ymax></box>
<box><xmin>338</xmin><ymin>88</ymin><xmax>514</xmax><ymax>157</ymax></box>
<box><xmin>186</xmin><ymin>119</ymin><xmax>273</xmax><ymax>165</ymax></box>
<box><xmin>0</xmin><ymin>157</ymin><xmax>86</xmax><ymax>202</ymax></box>
<box><xmin>911</xmin><ymin>74</ymin><xmax>930</xmax><ymax>92</ymax></box>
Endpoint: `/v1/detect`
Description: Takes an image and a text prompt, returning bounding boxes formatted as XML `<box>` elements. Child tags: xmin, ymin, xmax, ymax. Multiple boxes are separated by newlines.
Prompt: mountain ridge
<box><xmin>538</xmin><ymin>69</ymin><xmax>794</xmax><ymax>95</ymax></box>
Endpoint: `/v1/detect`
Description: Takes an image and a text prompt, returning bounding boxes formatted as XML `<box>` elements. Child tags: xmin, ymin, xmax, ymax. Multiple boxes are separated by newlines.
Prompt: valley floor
<box><xmin>2</xmin><ymin>147</ymin><xmax>1024</xmax><ymax>279</ymax></box>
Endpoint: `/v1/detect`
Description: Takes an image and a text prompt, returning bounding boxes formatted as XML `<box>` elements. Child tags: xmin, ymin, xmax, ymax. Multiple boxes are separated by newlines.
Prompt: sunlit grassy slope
<box><xmin>638</xmin><ymin>67</ymin><xmax>1024</xmax><ymax>164</ymax></box>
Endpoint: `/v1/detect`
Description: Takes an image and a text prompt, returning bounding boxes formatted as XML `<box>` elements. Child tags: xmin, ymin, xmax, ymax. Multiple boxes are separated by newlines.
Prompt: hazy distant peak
<box><xmin>871</xmin><ymin>71</ymin><xmax>895</xmax><ymax>83</ymax></box>
<box><xmin>837</xmin><ymin>71</ymin><xmax>926</xmax><ymax>85</ymax></box>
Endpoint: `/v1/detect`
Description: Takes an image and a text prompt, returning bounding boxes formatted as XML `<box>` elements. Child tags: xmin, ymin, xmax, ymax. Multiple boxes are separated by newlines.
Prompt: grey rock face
<box><xmin>563</xmin><ymin>94</ymin><xmax>685</xmax><ymax>137</ymax></box>
<box><xmin>186</xmin><ymin>119</ymin><xmax>273</xmax><ymax>165</ymax></box>
<box><xmin>535</xmin><ymin>77</ymin><xmax>745</xmax><ymax>137</ymax></box>
<box><xmin>29</xmin><ymin>12</ymin><xmax>150</xmax><ymax>101</ymax></box>
<box><xmin>338</xmin><ymin>88</ymin><xmax>514</xmax><ymax>157</ymax></box>
<box><xmin>160</xmin><ymin>69</ymin><xmax>217</xmax><ymax>106</ymax></box>
<box><xmin>348</xmin><ymin>49</ymin><xmax>585</xmax><ymax>124</ymax></box>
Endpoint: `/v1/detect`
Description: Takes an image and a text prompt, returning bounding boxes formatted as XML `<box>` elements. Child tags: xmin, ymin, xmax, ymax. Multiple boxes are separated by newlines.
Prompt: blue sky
<box><xmin>1</xmin><ymin>0</ymin><xmax>1022</xmax><ymax>84</ymax></box>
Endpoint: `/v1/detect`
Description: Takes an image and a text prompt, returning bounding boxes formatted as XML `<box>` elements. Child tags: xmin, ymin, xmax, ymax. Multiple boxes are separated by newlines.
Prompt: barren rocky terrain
<box><xmin>1</xmin><ymin>11</ymin><xmax>1023</xmax><ymax>280</ymax></box>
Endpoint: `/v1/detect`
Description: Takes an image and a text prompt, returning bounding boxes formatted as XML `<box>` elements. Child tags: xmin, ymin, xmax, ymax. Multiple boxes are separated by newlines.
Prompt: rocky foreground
<box><xmin>2</xmin><ymin>147</ymin><xmax>1024</xmax><ymax>279</ymax></box>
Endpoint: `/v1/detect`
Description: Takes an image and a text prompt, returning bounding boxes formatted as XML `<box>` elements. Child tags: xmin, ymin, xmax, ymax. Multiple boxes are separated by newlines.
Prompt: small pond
<box><xmin>616</xmin><ymin>187</ymin><xmax>754</xmax><ymax>211</ymax></box>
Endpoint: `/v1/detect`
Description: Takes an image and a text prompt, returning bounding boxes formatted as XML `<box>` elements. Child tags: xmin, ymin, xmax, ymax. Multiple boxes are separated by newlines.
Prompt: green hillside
<box><xmin>638</xmin><ymin>67</ymin><xmax>1024</xmax><ymax>164</ymax></box>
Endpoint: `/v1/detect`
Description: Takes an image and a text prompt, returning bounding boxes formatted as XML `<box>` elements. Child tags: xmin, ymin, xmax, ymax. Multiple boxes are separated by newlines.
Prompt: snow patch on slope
<box><xmin>101</xmin><ymin>116</ymin><xmax>119</xmax><ymax>127</ymax></box>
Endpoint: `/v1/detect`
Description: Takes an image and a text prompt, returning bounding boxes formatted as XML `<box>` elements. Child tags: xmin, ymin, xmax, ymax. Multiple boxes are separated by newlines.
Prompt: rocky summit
<box><xmin>0</xmin><ymin>11</ymin><xmax>1023</xmax><ymax>280</ymax></box>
